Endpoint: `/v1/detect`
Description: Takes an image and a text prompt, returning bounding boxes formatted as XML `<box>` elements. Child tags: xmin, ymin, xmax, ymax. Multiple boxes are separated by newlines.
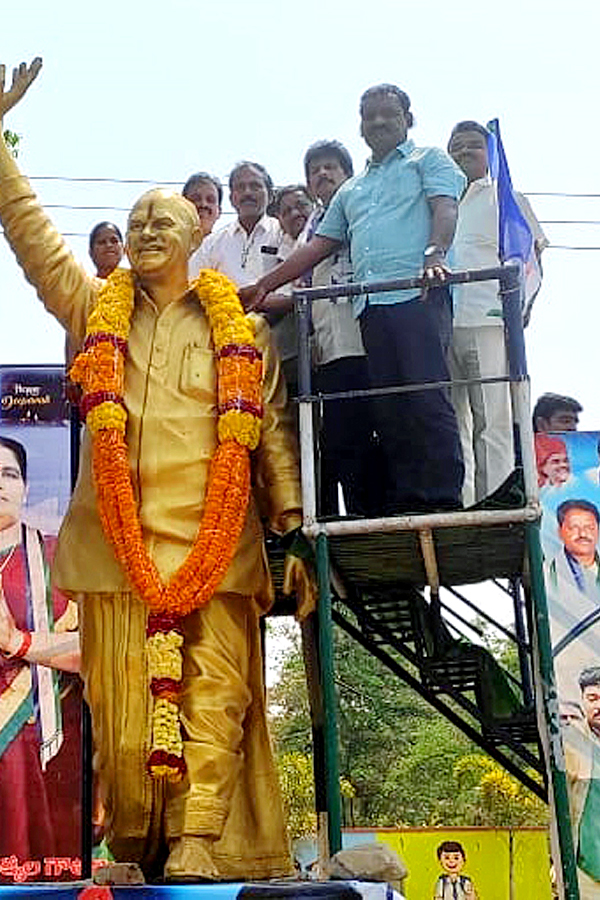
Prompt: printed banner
<box><xmin>0</xmin><ymin>365</ymin><xmax>82</xmax><ymax>883</ymax></box>
<box><xmin>295</xmin><ymin>828</ymin><xmax>551</xmax><ymax>899</ymax></box>
<box><xmin>1</xmin><ymin>367</ymin><xmax>69</xmax><ymax>425</ymax></box>
<box><xmin>376</xmin><ymin>828</ymin><xmax>550</xmax><ymax>900</ymax></box>
<box><xmin>537</xmin><ymin>430</ymin><xmax>600</xmax><ymax>896</ymax></box>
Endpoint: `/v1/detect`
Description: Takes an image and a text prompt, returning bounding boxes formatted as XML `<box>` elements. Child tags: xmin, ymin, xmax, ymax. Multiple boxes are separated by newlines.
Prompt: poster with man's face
<box><xmin>0</xmin><ymin>366</ymin><xmax>82</xmax><ymax>884</ymax></box>
<box><xmin>537</xmin><ymin>430</ymin><xmax>600</xmax><ymax>895</ymax></box>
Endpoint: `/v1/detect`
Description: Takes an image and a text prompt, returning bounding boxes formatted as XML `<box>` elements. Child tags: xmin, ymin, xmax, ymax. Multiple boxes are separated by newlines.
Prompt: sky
<box><xmin>2</xmin><ymin>0</ymin><xmax>597</xmax><ymax>685</ymax></box>
<box><xmin>1</xmin><ymin>0</ymin><xmax>599</xmax><ymax>436</ymax></box>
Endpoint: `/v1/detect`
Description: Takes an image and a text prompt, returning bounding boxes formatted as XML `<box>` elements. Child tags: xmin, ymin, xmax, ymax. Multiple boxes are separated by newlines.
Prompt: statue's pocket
<box><xmin>179</xmin><ymin>345</ymin><xmax>216</xmax><ymax>408</ymax></box>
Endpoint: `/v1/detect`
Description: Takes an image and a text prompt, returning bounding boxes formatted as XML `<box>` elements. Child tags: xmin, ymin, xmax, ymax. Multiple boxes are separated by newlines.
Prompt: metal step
<box><xmin>419</xmin><ymin>651</ymin><xmax>482</xmax><ymax>694</ymax></box>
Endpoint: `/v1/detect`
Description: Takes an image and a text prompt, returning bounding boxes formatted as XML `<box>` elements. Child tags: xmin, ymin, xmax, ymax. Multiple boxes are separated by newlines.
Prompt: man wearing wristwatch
<box><xmin>241</xmin><ymin>84</ymin><xmax>466</xmax><ymax>513</ymax></box>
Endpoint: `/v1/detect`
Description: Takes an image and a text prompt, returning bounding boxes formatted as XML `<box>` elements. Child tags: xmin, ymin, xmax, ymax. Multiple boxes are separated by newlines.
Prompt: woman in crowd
<box><xmin>87</xmin><ymin>221</ymin><xmax>124</xmax><ymax>278</ymax></box>
<box><xmin>66</xmin><ymin>221</ymin><xmax>124</xmax><ymax>397</ymax></box>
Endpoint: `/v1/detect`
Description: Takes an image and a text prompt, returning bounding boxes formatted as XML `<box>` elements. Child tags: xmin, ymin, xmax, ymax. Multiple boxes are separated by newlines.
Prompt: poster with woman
<box><xmin>0</xmin><ymin>365</ymin><xmax>81</xmax><ymax>883</ymax></box>
<box><xmin>537</xmin><ymin>430</ymin><xmax>600</xmax><ymax>898</ymax></box>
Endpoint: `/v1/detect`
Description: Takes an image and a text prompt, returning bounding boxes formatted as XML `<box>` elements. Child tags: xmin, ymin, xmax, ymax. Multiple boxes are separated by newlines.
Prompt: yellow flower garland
<box><xmin>71</xmin><ymin>267</ymin><xmax>263</xmax><ymax>780</ymax></box>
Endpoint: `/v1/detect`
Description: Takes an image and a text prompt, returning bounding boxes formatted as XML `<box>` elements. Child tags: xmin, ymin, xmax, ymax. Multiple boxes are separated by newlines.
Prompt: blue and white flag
<box><xmin>487</xmin><ymin>118</ymin><xmax>542</xmax><ymax>312</ymax></box>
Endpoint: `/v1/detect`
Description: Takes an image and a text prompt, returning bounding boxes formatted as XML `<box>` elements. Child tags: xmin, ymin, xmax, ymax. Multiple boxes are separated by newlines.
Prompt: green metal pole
<box><xmin>315</xmin><ymin>531</ymin><xmax>342</xmax><ymax>855</ymax></box>
<box><xmin>527</xmin><ymin>522</ymin><xmax>580</xmax><ymax>899</ymax></box>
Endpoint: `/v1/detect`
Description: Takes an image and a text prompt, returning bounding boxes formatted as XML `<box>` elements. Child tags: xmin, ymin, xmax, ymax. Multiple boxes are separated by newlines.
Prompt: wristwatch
<box><xmin>424</xmin><ymin>244</ymin><xmax>446</xmax><ymax>261</ymax></box>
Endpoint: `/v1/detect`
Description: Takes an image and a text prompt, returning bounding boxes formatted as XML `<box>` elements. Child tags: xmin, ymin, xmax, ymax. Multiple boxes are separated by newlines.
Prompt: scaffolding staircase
<box><xmin>269</xmin><ymin>534</ymin><xmax>544</xmax><ymax>797</ymax></box>
<box><xmin>330</xmin><ymin>578</ymin><xmax>544</xmax><ymax>796</ymax></box>
<box><xmin>281</xmin><ymin>264</ymin><xmax>580</xmax><ymax>899</ymax></box>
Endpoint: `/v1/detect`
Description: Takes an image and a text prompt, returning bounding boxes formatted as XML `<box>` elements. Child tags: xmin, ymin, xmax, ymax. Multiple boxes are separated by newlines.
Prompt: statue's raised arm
<box><xmin>0</xmin><ymin>58</ymin><xmax>94</xmax><ymax>343</ymax></box>
<box><xmin>0</xmin><ymin>58</ymin><xmax>42</xmax><ymax>124</ymax></box>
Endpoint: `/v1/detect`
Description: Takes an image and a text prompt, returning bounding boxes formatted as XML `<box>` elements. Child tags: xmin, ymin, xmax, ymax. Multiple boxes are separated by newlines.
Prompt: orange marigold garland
<box><xmin>70</xmin><ymin>267</ymin><xmax>263</xmax><ymax>781</ymax></box>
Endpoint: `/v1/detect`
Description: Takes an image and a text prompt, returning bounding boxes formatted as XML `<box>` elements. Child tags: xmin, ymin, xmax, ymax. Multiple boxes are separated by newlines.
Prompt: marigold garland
<box><xmin>71</xmin><ymin>267</ymin><xmax>263</xmax><ymax>781</ymax></box>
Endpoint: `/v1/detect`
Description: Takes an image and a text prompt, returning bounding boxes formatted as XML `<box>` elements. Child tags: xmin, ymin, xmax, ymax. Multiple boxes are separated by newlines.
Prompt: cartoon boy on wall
<box><xmin>434</xmin><ymin>841</ymin><xmax>478</xmax><ymax>900</ymax></box>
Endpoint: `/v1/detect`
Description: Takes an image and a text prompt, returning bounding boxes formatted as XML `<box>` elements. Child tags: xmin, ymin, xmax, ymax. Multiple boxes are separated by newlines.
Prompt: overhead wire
<box><xmin>1</xmin><ymin>177</ymin><xmax>597</xmax><ymax>248</ymax></box>
<box><xmin>33</xmin><ymin>205</ymin><xmax>600</xmax><ymax>228</ymax></box>
<box><xmin>20</xmin><ymin>175</ymin><xmax>600</xmax><ymax>199</ymax></box>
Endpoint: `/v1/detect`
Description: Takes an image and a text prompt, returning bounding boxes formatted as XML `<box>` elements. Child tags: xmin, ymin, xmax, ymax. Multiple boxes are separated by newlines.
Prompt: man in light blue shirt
<box><xmin>242</xmin><ymin>84</ymin><xmax>465</xmax><ymax>513</ymax></box>
<box><xmin>317</xmin><ymin>92</ymin><xmax>465</xmax><ymax>315</ymax></box>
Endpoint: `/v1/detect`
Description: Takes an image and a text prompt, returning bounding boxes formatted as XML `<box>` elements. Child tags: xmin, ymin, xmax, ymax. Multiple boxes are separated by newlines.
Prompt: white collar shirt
<box><xmin>189</xmin><ymin>214</ymin><xmax>285</xmax><ymax>288</ymax></box>
<box><xmin>452</xmin><ymin>176</ymin><xmax>503</xmax><ymax>327</ymax></box>
<box><xmin>453</xmin><ymin>176</ymin><xmax>547</xmax><ymax>327</ymax></box>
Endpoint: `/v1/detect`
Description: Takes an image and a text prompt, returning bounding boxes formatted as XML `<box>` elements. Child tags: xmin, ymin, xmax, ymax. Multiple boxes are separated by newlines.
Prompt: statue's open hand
<box><xmin>282</xmin><ymin>529</ymin><xmax>317</xmax><ymax>621</ymax></box>
<box><xmin>0</xmin><ymin>58</ymin><xmax>42</xmax><ymax>121</ymax></box>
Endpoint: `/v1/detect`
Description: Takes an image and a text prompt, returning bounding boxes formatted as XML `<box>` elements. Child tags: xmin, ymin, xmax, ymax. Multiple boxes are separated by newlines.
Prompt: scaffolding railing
<box><xmin>293</xmin><ymin>263</ymin><xmax>538</xmax><ymax>533</ymax></box>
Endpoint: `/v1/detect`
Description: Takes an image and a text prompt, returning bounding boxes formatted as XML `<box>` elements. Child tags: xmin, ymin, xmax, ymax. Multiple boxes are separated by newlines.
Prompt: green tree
<box><xmin>268</xmin><ymin>620</ymin><xmax>546</xmax><ymax>829</ymax></box>
<box><xmin>277</xmin><ymin>752</ymin><xmax>317</xmax><ymax>840</ymax></box>
<box><xmin>276</xmin><ymin>751</ymin><xmax>355</xmax><ymax>841</ymax></box>
<box><xmin>453</xmin><ymin>754</ymin><xmax>547</xmax><ymax>827</ymax></box>
<box><xmin>472</xmin><ymin>613</ymin><xmax>522</xmax><ymax>683</ymax></box>
<box><xmin>269</xmin><ymin>621</ymin><xmax>474</xmax><ymax>826</ymax></box>
<box><xmin>374</xmin><ymin>717</ymin><xmax>474</xmax><ymax>826</ymax></box>
<box><xmin>3</xmin><ymin>129</ymin><xmax>19</xmax><ymax>157</ymax></box>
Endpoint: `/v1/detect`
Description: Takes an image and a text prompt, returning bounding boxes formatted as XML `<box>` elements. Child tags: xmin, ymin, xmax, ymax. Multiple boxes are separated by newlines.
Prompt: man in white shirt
<box><xmin>192</xmin><ymin>161</ymin><xmax>297</xmax><ymax>390</ymax></box>
<box><xmin>191</xmin><ymin>161</ymin><xmax>283</xmax><ymax>285</ymax></box>
<box><xmin>447</xmin><ymin>120</ymin><xmax>548</xmax><ymax>505</ymax></box>
<box><xmin>182</xmin><ymin>171</ymin><xmax>222</xmax><ymax>244</ymax></box>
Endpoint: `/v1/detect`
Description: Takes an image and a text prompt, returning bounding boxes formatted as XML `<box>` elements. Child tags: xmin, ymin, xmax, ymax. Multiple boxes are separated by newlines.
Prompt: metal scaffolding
<box><xmin>291</xmin><ymin>264</ymin><xmax>580</xmax><ymax>898</ymax></box>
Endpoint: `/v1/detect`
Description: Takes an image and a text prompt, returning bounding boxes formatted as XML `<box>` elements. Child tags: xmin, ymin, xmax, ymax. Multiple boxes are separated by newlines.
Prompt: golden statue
<box><xmin>0</xmin><ymin>59</ymin><xmax>312</xmax><ymax>882</ymax></box>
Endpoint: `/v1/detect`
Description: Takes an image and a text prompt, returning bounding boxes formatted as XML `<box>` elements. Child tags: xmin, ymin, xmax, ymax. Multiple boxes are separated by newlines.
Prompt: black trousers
<box><xmin>314</xmin><ymin>356</ymin><xmax>384</xmax><ymax>518</ymax></box>
<box><xmin>359</xmin><ymin>288</ymin><xmax>464</xmax><ymax>513</ymax></box>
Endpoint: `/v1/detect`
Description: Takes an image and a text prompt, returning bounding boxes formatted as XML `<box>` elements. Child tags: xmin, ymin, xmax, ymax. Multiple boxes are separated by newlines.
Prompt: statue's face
<box><xmin>126</xmin><ymin>192</ymin><xmax>200</xmax><ymax>281</ymax></box>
